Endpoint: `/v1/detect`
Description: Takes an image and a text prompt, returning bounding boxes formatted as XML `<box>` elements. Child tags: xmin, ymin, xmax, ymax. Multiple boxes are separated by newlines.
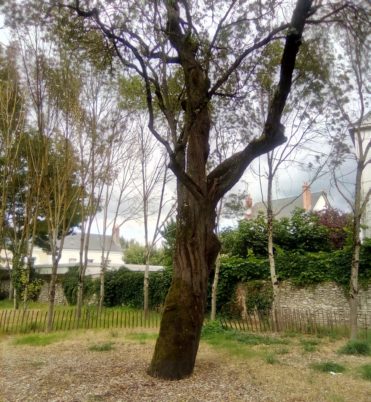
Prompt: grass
<box><xmin>338</xmin><ymin>340</ymin><xmax>370</xmax><ymax>356</ymax></box>
<box><xmin>359</xmin><ymin>364</ymin><xmax>371</xmax><ymax>381</ymax></box>
<box><xmin>201</xmin><ymin>320</ymin><xmax>290</xmax><ymax>359</ymax></box>
<box><xmin>13</xmin><ymin>332</ymin><xmax>67</xmax><ymax>346</ymax></box>
<box><xmin>265</xmin><ymin>353</ymin><xmax>279</xmax><ymax>364</ymax></box>
<box><xmin>109</xmin><ymin>330</ymin><xmax>119</xmax><ymax>338</ymax></box>
<box><xmin>202</xmin><ymin>321</ymin><xmax>289</xmax><ymax>345</ymax></box>
<box><xmin>275</xmin><ymin>347</ymin><xmax>289</xmax><ymax>354</ymax></box>
<box><xmin>315</xmin><ymin>326</ymin><xmax>349</xmax><ymax>340</ymax></box>
<box><xmin>310</xmin><ymin>361</ymin><xmax>346</xmax><ymax>373</ymax></box>
<box><xmin>204</xmin><ymin>336</ymin><xmax>261</xmax><ymax>358</ymax></box>
<box><xmin>88</xmin><ymin>342</ymin><xmax>115</xmax><ymax>352</ymax></box>
<box><xmin>126</xmin><ymin>332</ymin><xmax>158</xmax><ymax>343</ymax></box>
<box><xmin>327</xmin><ymin>395</ymin><xmax>345</xmax><ymax>402</ymax></box>
<box><xmin>301</xmin><ymin>338</ymin><xmax>320</xmax><ymax>353</ymax></box>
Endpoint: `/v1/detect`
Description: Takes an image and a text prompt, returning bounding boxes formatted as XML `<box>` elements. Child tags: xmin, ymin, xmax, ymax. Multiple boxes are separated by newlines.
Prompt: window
<box><xmin>69</xmin><ymin>258</ymin><xmax>77</xmax><ymax>263</ymax></box>
<box><xmin>87</xmin><ymin>259</ymin><xmax>94</xmax><ymax>263</ymax></box>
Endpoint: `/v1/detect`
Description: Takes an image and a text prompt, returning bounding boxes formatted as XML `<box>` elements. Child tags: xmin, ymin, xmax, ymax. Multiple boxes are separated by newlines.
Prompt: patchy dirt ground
<box><xmin>1</xmin><ymin>329</ymin><xmax>370</xmax><ymax>402</ymax></box>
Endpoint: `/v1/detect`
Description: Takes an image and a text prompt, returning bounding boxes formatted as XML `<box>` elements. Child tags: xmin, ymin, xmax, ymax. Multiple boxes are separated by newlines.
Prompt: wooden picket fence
<box><xmin>1</xmin><ymin>305</ymin><xmax>370</xmax><ymax>338</ymax></box>
<box><xmin>220</xmin><ymin>307</ymin><xmax>370</xmax><ymax>339</ymax></box>
<box><xmin>0</xmin><ymin>307</ymin><xmax>161</xmax><ymax>334</ymax></box>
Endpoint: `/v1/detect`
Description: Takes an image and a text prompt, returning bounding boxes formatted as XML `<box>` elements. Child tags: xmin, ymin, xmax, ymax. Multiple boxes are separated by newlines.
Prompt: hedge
<box><xmin>58</xmin><ymin>243</ymin><xmax>371</xmax><ymax>312</ymax></box>
<box><xmin>216</xmin><ymin>244</ymin><xmax>371</xmax><ymax>312</ymax></box>
<box><xmin>103</xmin><ymin>267</ymin><xmax>172</xmax><ymax>309</ymax></box>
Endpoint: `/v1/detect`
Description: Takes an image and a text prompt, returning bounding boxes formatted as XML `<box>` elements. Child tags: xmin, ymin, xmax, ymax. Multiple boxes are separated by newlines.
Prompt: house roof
<box><xmin>251</xmin><ymin>191</ymin><xmax>329</xmax><ymax>219</ymax></box>
<box><xmin>60</xmin><ymin>233</ymin><xmax>122</xmax><ymax>253</ymax></box>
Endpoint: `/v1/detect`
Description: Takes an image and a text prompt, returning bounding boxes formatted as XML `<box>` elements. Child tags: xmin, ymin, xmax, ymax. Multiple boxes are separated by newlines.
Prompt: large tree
<box><xmin>6</xmin><ymin>0</ymin><xmax>358</xmax><ymax>379</ymax></box>
<box><xmin>65</xmin><ymin>0</ymin><xmax>349</xmax><ymax>379</ymax></box>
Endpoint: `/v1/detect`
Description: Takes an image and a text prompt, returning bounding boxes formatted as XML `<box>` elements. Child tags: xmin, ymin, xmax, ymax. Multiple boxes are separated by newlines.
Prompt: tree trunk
<box><xmin>349</xmin><ymin>236</ymin><xmax>360</xmax><ymax>340</ymax></box>
<box><xmin>12</xmin><ymin>253</ymin><xmax>22</xmax><ymax>310</ymax></box>
<box><xmin>22</xmin><ymin>263</ymin><xmax>30</xmax><ymax>310</ymax></box>
<box><xmin>210</xmin><ymin>254</ymin><xmax>220</xmax><ymax>321</ymax></box>
<box><xmin>47</xmin><ymin>262</ymin><xmax>58</xmax><ymax>332</ymax></box>
<box><xmin>267</xmin><ymin>214</ymin><xmax>280</xmax><ymax>331</ymax></box>
<box><xmin>144</xmin><ymin>258</ymin><xmax>150</xmax><ymax>319</ymax></box>
<box><xmin>349</xmin><ymin>158</ymin><xmax>363</xmax><ymax>340</ymax></box>
<box><xmin>148</xmin><ymin>202</ymin><xmax>220</xmax><ymax>379</ymax></box>
<box><xmin>148</xmin><ymin>153</ymin><xmax>220</xmax><ymax>380</ymax></box>
<box><xmin>267</xmin><ymin>173</ymin><xmax>279</xmax><ymax>309</ymax></box>
<box><xmin>8</xmin><ymin>277</ymin><xmax>13</xmax><ymax>301</ymax></box>
<box><xmin>13</xmin><ymin>288</ymin><xmax>18</xmax><ymax>310</ymax></box>
<box><xmin>143</xmin><ymin>194</ymin><xmax>150</xmax><ymax>318</ymax></box>
<box><xmin>267</xmin><ymin>223</ymin><xmax>279</xmax><ymax>301</ymax></box>
<box><xmin>76</xmin><ymin>279</ymin><xmax>84</xmax><ymax>320</ymax></box>
<box><xmin>98</xmin><ymin>263</ymin><xmax>105</xmax><ymax>313</ymax></box>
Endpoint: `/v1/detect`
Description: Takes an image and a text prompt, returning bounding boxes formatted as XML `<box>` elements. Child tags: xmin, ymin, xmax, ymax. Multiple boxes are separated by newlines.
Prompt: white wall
<box><xmin>313</xmin><ymin>195</ymin><xmax>327</xmax><ymax>212</ymax></box>
<box><xmin>33</xmin><ymin>247</ymin><xmax>123</xmax><ymax>268</ymax></box>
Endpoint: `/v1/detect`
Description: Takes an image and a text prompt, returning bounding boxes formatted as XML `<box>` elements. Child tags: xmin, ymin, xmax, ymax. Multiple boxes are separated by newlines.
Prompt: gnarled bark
<box><xmin>148</xmin><ymin>199</ymin><xmax>220</xmax><ymax>379</ymax></box>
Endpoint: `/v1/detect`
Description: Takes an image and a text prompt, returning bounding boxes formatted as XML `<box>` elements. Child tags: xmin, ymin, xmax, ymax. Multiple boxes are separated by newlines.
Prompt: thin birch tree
<box><xmin>325</xmin><ymin>9</ymin><xmax>370</xmax><ymax>339</ymax></box>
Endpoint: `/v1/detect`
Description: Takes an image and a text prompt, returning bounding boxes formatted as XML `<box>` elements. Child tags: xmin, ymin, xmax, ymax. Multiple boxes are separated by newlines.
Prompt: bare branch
<box><xmin>208</xmin><ymin>0</ymin><xmax>315</xmax><ymax>201</ymax></box>
<box><xmin>208</xmin><ymin>23</ymin><xmax>289</xmax><ymax>97</ymax></box>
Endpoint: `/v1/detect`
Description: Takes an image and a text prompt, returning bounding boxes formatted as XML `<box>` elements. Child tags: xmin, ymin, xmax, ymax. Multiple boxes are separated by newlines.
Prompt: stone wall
<box><xmin>1</xmin><ymin>278</ymin><xmax>67</xmax><ymax>305</ymax></box>
<box><xmin>276</xmin><ymin>281</ymin><xmax>371</xmax><ymax>315</ymax></box>
<box><xmin>38</xmin><ymin>281</ymin><xmax>68</xmax><ymax>305</ymax></box>
<box><xmin>238</xmin><ymin>280</ymin><xmax>371</xmax><ymax>328</ymax></box>
<box><xmin>0</xmin><ymin>279</ymin><xmax>10</xmax><ymax>297</ymax></box>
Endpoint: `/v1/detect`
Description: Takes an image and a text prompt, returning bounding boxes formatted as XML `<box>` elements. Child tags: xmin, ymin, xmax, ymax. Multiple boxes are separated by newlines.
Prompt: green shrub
<box><xmin>201</xmin><ymin>320</ymin><xmax>226</xmax><ymax>338</ymax></box>
<box><xmin>338</xmin><ymin>340</ymin><xmax>370</xmax><ymax>356</ymax></box>
<box><xmin>103</xmin><ymin>267</ymin><xmax>172</xmax><ymax>309</ymax></box>
<box><xmin>245</xmin><ymin>280</ymin><xmax>273</xmax><ymax>313</ymax></box>
<box><xmin>311</xmin><ymin>361</ymin><xmax>345</xmax><ymax>373</ymax></box>
<box><xmin>217</xmin><ymin>213</ymin><xmax>371</xmax><ymax>314</ymax></box>
<box><xmin>62</xmin><ymin>266</ymin><xmax>97</xmax><ymax>305</ymax></box>
<box><xmin>216</xmin><ymin>245</ymin><xmax>371</xmax><ymax>315</ymax></box>
<box><xmin>359</xmin><ymin>364</ymin><xmax>371</xmax><ymax>381</ymax></box>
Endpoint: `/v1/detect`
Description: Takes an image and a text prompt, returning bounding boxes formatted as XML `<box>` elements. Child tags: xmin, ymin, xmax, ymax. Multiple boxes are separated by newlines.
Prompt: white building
<box><xmin>33</xmin><ymin>232</ymin><xmax>164</xmax><ymax>276</ymax></box>
<box><xmin>33</xmin><ymin>233</ymin><xmax>124</xmax><ymax>276</ymax></box>
<box><xmin>0</xmin><ymin>249</ymin><xmax>12</xmax><ymax>270</ymax></box>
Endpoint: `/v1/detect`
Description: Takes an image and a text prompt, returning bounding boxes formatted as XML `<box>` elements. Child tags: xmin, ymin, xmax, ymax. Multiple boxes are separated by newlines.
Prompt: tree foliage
<box><xmin>103</xmin><ymin>267</ymin><xmax>172</xmax><ymax>309</ymax></box>
<box><xmin>123</xmin><ymin>240</ymin><xmax>165</xmax><ymax>266</ymax></box>
<box><xmin>62</xmin><ymin>266</ymin><xmax>96</xmax><ymax>305</ymax></box>
<box><xmin>221</xmin><ymin>209</ymin><xmax>347</xmax><ymax>258</ymax></box>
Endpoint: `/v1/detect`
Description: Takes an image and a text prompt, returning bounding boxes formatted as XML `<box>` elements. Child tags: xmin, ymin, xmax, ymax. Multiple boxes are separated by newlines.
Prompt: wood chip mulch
<box><xmin>1</xmin><ymin>333</ymin><xmax>272</xmax><ymax>402</ymax></box>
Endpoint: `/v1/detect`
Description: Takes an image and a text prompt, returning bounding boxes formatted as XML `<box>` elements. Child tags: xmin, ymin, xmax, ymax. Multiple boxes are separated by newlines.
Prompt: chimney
<box><xmin>112</xmin><ymin>225</ymin><xmax>120</xmax><ymax>245</ymax></box>
<box><xmin>302</xmin><ymin>182</ymin><xmax>312</xmax><ymax>211</ymax></box>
